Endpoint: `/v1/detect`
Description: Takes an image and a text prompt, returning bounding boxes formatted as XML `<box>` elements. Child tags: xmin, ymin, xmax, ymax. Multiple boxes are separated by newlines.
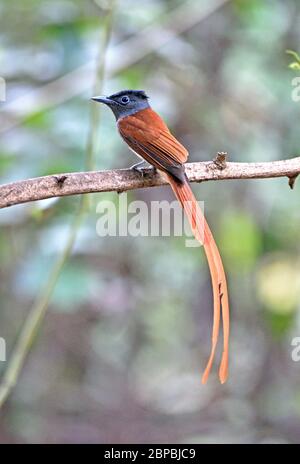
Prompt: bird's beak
<box><xmin>91</xmin><ymin>95</ymin><xmax>114</xmax><ymax>105</ymax></box>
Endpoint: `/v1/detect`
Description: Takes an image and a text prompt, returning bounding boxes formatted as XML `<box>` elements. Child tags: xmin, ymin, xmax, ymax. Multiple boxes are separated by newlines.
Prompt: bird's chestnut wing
<box><xmin>118</xmin><ymin>109</ymin><xmax>189</xmax><ymax>170</ymax></box>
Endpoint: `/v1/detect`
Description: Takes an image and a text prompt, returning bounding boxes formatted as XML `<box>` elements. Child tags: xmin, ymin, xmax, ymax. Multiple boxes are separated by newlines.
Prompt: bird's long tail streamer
<box><xmin>167</xmin><ymin>175</ymin><xmax>229</xmax><ymax>384</ymax></box>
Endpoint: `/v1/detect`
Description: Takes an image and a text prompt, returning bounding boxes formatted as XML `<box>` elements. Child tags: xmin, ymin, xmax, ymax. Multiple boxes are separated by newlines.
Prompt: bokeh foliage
<box><xmin>0</xmin><ymin>0</ymin><xmax>300</xmax><ymax>444</ymax></box>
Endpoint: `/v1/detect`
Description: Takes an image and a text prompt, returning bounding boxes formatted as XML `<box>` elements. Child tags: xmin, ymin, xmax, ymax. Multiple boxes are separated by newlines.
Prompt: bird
<box><xmin>92</xmin><ymin>89</ymin><xmax>229</xmax><ymax>384</ymax></box>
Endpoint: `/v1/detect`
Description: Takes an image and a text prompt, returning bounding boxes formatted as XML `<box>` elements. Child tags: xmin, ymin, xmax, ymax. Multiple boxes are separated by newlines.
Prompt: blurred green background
<box><xmin>0</xmin><ymin>0</ymin><xmax>300</xmax><ymax>444</ymax></box>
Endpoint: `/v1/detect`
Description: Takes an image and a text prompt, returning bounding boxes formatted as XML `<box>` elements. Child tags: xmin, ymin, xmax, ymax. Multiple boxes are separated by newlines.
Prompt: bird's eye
<box><xmin>121</xmin><ymin>96</ymin><xmax>130</xmax><ymax>104</ymax></box>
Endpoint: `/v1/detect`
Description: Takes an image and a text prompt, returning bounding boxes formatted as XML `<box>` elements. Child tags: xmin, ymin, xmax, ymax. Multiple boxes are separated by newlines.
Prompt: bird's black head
<box><xmin>91</xmin><ymin>89</ymin><xmax>150</xmax><ymax>120</ymax></box>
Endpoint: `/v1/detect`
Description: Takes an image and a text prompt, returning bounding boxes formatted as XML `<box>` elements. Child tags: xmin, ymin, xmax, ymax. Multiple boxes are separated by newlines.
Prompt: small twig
<box><xmin>288</xmin><ymin>174</ymin><xmax>298</xmax><ymax>190</ymax></box>
<box><xmin>213</xmin><ymin>151</ymin><xmax>227</xmax><ymax>169</ymax></box>
<box><xmin>53</xmin><ymin>175</ymin><xmax>68</xmax><ymax>187</ymax></box>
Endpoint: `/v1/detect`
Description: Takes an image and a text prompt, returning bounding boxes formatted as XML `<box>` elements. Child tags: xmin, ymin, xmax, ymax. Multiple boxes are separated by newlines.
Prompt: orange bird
<box><xmin>92</xmin><ymin>90</ymin><xmax>229</xmax><ymax>384</ymax></box>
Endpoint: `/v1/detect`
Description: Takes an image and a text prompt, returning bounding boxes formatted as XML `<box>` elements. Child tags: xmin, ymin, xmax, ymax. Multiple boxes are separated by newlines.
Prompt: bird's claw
<box><xmin>130</xmin><ymin>161</ymin><xmax>156</xmax><ymax>177</ymax></box>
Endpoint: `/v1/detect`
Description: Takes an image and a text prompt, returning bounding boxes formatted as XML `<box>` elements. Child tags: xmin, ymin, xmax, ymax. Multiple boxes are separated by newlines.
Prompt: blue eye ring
<box><xmin>121</xmin><ymin>95</ymin><xmax>130</xmax><ymax>104</ymax></box>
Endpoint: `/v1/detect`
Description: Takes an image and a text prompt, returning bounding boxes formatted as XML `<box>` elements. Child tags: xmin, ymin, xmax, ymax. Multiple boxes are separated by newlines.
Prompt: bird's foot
<box><xmin>130</xmin><ymin>161</ymin><xmax>156</xmax><ymax>177</ymax></box>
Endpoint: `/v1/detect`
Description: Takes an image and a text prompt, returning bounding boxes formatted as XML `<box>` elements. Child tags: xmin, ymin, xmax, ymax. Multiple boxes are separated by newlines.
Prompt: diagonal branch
<box><xmin>1</xmin><ymin>156</ymin><xmax>299</xmax><ymax>209</ymax></box>
<box><xmin>0</xmin><ymin>2</ymin><xmax>117</xmax><ymax>409</ymax></box>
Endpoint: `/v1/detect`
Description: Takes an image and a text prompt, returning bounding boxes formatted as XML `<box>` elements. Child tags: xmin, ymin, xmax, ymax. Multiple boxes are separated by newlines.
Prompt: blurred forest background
<box><xmin>1</xmin><ymin>0</ymin><xmax>300</xmax><ymax>444</ymax></box>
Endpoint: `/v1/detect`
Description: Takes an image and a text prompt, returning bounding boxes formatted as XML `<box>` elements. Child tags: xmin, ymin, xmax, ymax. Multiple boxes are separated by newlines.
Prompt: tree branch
<box><xmin>1</xmin><ymin>156</ymin><xmax>299</xmax><ymax>209</ymax></box>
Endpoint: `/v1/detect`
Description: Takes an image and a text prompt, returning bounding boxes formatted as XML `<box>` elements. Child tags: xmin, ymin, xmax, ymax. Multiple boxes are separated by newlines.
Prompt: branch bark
<box><xmin>1</xmin><ymin>156</ymin><xmax>299</xmax><ymax>209</ymax></box>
